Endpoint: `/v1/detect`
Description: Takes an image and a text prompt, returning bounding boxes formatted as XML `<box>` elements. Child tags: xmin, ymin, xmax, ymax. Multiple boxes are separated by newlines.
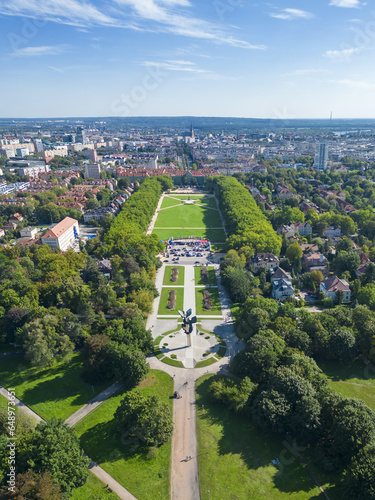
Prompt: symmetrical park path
<box><xmin>147</xmin><ymin>257</ymin><xmax>244</xmax><ymax>500</ymax></box>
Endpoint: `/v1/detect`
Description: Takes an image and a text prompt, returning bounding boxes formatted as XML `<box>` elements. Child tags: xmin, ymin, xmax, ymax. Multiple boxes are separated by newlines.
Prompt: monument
<box><xmin>178</xmin><ymin>308</ymin><xmax>197</xmax><ymax>347</ymax></box>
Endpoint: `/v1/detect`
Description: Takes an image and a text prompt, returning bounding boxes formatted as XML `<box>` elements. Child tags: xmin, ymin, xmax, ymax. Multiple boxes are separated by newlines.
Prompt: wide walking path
<box><xmin>0</xmin><ymin>385</ymin><xmax>43</xmax><ymax>424</ymax></box>
<box><xmin>65</xmin><ymin>380</ymin><xmax>123</xmax><ymax>427</ymax></box>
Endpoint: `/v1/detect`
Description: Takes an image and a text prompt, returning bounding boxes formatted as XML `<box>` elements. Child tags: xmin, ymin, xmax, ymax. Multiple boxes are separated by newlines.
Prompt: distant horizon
<box><xmin>1</xmin><ymin>116</ymin><xmax>375</xmax><ymax>122</ymax></box>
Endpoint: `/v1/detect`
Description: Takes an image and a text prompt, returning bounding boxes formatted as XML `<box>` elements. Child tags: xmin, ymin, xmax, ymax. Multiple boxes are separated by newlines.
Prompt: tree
<box><xmin>1</xmin><ymin>471</ymin><xmax>61</xmax><ymax>499</ymax></box>
<box><xmin>106</xmin><ymin>343</ymin><xmax>149</xmax><ymax>388</ymax></box>
<box><xmin>343</xmin><ymin>445</ymin><xmax>375</xmax><ymax>500</ymax></box>
<box><xmin>285</xmin><ymin>242</ymin><xmax>303</xmax><ymax>267</ymax></box>
<box><xmin>328</xmin><ymin>398</ymin><xmax>375</xmax><ymax>465</ymax></box>
<box><xmin>329</xmin><ymin>328</ymin><xmax>357</xmax><ymax>363</ymax></box>
<box><xmin>115</xmin><ymin>391</ymin><xmax>173</xmax><ymax>447</ymax></box>
<box><xmin>19</xmin><ymin>419</ymin><xmax>89</xmax><ymax>495</ymax></box>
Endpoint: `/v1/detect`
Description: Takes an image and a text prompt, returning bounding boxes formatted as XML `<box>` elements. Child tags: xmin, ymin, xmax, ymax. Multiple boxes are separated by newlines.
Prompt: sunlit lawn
<box><xmin>71</xmin><ymin>473</ymin><xmax>119</xmax><ymax>500</ymax></box>
<box><xmin>196</xmin><ymin>375</ymin><xmax>343</xmax><ymax>500</ymax></box>
<box><xmin>158</xmin><ymin>287</ymin><xmax>184</xmax><ymax>315</ymax></box>
<box><xmin>74</xmin><ymin>370</ymin><xmax>173</xmax><ymax>500</ymax></box>
<box><xmin>194</xmin><ymin>266</ymin><xmax>217</xmax><ymax>286</ymax></box>
<box><xmin>318</xmin><ymin>360</ymin><xmax>375</xmax><ymax>412</ymax></box>
<box><xmin>163</xmin><ymin>265</ymin><xmax>185</xmax><ymax>286</ymax></box>
<box><xmin>153</xmin><ymin>228</ymin><xmax>226</xmax><ymax>243</ymax></box>
<box><xmin>195</xmin><ymin>287</ymin><xmax>222</xmax><ymax>316</ymax></box>
<box><xmin>0</xmin><ymin>353</ymin><xmax>108</xmax><ymax>421</ymax></box>
<box><xmin>154</xmin><ymin>203</ymin><xmax>222</xmax><ymax>228</ymax></box>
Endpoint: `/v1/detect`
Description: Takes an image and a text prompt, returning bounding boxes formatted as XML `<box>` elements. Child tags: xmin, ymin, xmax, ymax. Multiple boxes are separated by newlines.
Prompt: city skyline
<box><xmin>1</xmin><ymin>0</ymin><xmax>375</xmax><ymax>118</ymax></box>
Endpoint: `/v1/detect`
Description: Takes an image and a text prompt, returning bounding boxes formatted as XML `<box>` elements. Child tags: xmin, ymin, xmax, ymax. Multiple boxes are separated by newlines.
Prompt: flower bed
<box><xmin>167</xmin><ymin>289</ymin><xmax>177</xmax><ymax>310</ymax></box>
<box><xmin>170</xmin><ymin>267</ymin><xmax>179</xmax><ymax>283</ymax></box>
<box><xmin>202</xmin><ymin>289</ymin><xmax>212</xmax><ymax>311</ymax></box>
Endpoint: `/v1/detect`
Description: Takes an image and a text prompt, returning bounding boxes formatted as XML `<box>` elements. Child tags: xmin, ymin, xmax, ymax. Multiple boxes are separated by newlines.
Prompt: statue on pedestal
<box><xmin>178</xmin><ymin>309</ymin><xmax>197</xmax><ymax>347</ymax></box>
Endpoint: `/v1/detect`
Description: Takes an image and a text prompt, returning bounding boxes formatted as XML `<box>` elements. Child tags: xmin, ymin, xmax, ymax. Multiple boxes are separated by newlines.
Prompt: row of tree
<box><xmin>206</xmin><ymin>176</ymin><xmax>282</xmax><ymax>255</ymax></box>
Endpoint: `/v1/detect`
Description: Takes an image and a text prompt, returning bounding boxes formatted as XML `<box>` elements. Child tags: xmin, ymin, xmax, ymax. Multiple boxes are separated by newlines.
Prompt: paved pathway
<box><xmin>89</xmin><ymin>460</ymin><xmax>137</xmax><ymax>500</ymax></box>
<box><xmin>0</xmin><ymin>385</ymin><xmax>43</xmax><ymax>424</ymax></box>
<box><xmin>65</xmin><ymin>380</ymin><xmax>123</xmax><ymax>427</ymax></box>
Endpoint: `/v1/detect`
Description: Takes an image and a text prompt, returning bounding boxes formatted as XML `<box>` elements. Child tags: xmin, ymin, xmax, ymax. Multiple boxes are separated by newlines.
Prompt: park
<box><xmin>1</xmin><ymin>183</ymin><xmax>372</xmax><ymax>500</ymax></box>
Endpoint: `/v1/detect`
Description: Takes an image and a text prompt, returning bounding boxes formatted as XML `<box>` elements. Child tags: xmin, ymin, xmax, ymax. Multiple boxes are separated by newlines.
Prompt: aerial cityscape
<box><xmin>1</xmin><ymin>1</ymin><xmax>375</xmax><ymax>500</ymax></box>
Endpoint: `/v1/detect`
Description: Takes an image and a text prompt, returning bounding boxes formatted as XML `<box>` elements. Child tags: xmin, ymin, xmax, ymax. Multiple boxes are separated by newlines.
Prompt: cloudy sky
<box><xmin>0</xmin><ymin>0</ymin><xmax>374</xmax><ymax>118</ymax></box>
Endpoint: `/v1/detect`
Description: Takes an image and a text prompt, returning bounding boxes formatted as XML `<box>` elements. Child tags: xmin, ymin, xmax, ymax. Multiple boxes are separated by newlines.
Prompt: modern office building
<box><xmin>85</xmin><ymin>163</ymin><xmax>101</xmax><ymax>179</ymax></box>
<box><xmin>314</xmin><ymin>142</ymin><xmax>329</xmax><ymax>171</ymax></box>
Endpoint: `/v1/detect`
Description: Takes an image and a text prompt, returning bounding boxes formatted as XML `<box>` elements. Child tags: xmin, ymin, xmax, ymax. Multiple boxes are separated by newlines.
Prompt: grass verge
<box><xmin>196</xmin><ymin>374</ymin><xmax>342</xmax><ymax>500</ymax></box>
<box><xmin>0</xmin><ymin>353</ymin><xmax>108</xmax><ymax>421</ymax></box>
<box><xmin>195</xmin><ymin>358</ymin><xmax>217</xmax><ymax>368</ymax></box>
<box><xmin>75</xmin><ymin>370</ymin><xmax>173</xmax><ymax>500</ymax></box>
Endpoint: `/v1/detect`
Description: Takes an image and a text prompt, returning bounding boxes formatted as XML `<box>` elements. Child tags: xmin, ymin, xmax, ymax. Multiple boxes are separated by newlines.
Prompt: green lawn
<box><xmin>74</xmin><ymin>370</ymin><xmax>173</xmax><ymax>500</ymax></box>
<box><xmin>71</xmin><ymin>473</ymin><xmax>119</xmax><ymax>500</ymax></box>
<box><xmin>195</xmin><ymin>288</ymin><xmax>222</xmax><ymax>316</ymax></box>
<box><xmin>153</xmin><ymin>228</ymin><xmax>226</xmax><ymax>243</ymax></box>
<box><xmin>210</xmin><ymin>243</ymin><xmax>227</xmax><ymax>253</ymax></box>
<box><xmin>196</xmin><ymin>375</ymin><xmax>343</xmax><ymax>500</ymax></box>
<box><xmin>154</xmin><ymin>203</ymin><xmax>222</xmax><ymax>229</ymax></box>
<box><xmin>160</xmin><ymin>197</ymin><xmax>185</xmax><ymax>209</ymax></box>
<box><xmin>163</xmin><ymin>265</ymin><xmax>185</xmax><ymax>286</ymax></box>
<box><xmin>318</xmin><ymin>360</ymin><xmax>375</xmax><ymax>412</ymax></box>
<box><xmin>158</xmin><ymin>287</ymin><xmax>184</xmax><ymax>316</ymax></box>
<box><xmin>195</xmin><ymin>266</ymin><xmax>217</xmax><ymax>286</ymax></box>
<box><xmin>0</xmin><ymin>353</ymin><xmax>108</xmax><ymax>421</ymax></box>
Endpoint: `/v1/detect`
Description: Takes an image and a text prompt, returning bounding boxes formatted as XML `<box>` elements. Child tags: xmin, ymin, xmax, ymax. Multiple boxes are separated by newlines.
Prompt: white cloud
<box><xmin>142</xmin><ymin>59</ymin><xmax>208</xmax><ymax>73</ymax></box>
<box><xmin>270</xmin><ymin>8</ymin><xmax>314</xmax><ymax>20</ymax></box>
<box><xmin>13</xmin><ymin>45</ymin><xmax>67</xmax><ymax>57</ymax></box>
<box><xmin>0</xmin><ymin>0</ymin><xmax>115</xmax><ymax>27</ymax></box>
<box><xmin>285</xmin><ymin>69</ymin><xmax>330</xmax><ymax>76</ymax></box>
<box><xmin>0</xmin><ymin>0</ymin><xmax>264</xmax><ymax>50</ymax></box>
<box><xmin>335</xmin><ymin>78</ymin><xmax>375</xmax><ymax>88</ymax></box>
<box><xmin>323</xmin><ymin>47</ymin><xmax>361</xmax><ymax>60</ymax></box>
<box><xmin>114</xmin><ymin>0</ymin><xmax>265</xmax><ymax>49</ymax></box>
<box><xmin>329</xmin><ymin>0</ymin><xmax>360</xmax><ymax>7</ymax></box>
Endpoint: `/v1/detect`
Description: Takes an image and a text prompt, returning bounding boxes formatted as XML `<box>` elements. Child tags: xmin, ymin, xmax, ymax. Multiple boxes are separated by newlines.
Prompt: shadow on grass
<box><xmin>196</xmin><ymin>376</ymin><xmax>343</xmax><ymax>499</ymax></box>
<box><xmin>318</xmin><ymin>360</ymin><xmax>375</xmax><ymax>382</ymax></box>
<box><xmin>79</xmin><ymin>417</ymin><xmax>150</xmax><ymax>465</ymax></box>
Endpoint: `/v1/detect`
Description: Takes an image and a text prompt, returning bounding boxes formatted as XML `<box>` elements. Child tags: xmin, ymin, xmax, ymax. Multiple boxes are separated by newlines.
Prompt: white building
<box><xmin>41</xmin><ymin>217</ymin><xmax>79</xmax><ymax>252</ymax></box>
<box><xmin>20</xmin><ymin>227</ymin><xmax>38</xmax><ymax>239</ymax></box>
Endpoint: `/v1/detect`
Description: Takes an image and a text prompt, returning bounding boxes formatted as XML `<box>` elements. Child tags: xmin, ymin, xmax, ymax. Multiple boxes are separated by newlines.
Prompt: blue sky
<box><xmin>0</xmin><ymin>0</ymin><xmax>375</xmax><ymax>118</ymax></box>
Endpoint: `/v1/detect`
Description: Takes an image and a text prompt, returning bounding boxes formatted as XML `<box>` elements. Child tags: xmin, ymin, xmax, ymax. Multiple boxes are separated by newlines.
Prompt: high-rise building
<box><xmin>76</xmin><ymin>126</ymin><xmax>88</xmax><ymax>145</ymax></box>
<box><xmin>85</xmin><ymin>163</ymin><xmax>101</xmax><ymax>179</ymax></box>
<box><xmin>314</xmin><ymin>142</ymin><xmax>328</xmax><ymax>171</ymax></box>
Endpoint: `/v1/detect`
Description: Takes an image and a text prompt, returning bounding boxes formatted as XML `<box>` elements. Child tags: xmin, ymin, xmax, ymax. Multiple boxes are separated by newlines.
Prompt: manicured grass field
<box><xmin>158</xmin><ymin>287</ymin><xmax>184</xmax><ymax>316</ymax></box>
<box><xmin>160</xmin><ymin>197</ymin><xmax>184</xmax><ymax>209</ymax></box>
<box><xmin>71</xmin><ymin>473</ymin><xmax>119</xmax><ymax>500</ymax></box>
<box><xmin>163</xmin><ymin>265</ymin><xmax>185</xmax><ymax>286</ymax></box>
<box><xmin>319</xmin><ymin>360</ymin><xmax>375</xmax><ymax>412</ymax></box>
<box><xmin>153</xmin><ymin>229</ymin><xmax>226</xmax><ymax>243</ymax></box>
<box><xmin>195</xmin><ymin>266</ymin><xmax>217</xmax><ymax>286</ymax></box>
<box><xmin>195</xmin><ymin>287</ymin><xmax>222</xmax><ymax>316</ymax></box>
<box><xmin>74</xmin><ymin>370</ymin><xmax>173</xmax><ymax>500</ymax></box>
<box><xmin>196</xmin><ymin>375</ymin><xmax>342</xmax><ymax>500</ymax></box>
<box><xmin>0</xmin><ymin>353</ymin><xmax>108</xmax><ymax>421</ymax></box>
<box><xmin>155</xmin><ymin>203</ymin><xmax>222</xmax><ymax>229</ymax></box>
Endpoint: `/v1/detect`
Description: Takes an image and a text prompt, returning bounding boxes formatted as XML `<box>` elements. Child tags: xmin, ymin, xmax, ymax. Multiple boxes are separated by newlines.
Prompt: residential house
<box><xmin>301</xmin><ymin>243</ymin><xmax>319</xmax><ymax>254</ymax></box>
<box><xmin>3</xmin><ymin>221</ymin><xmax>17</xmax><ymax>232</ymax></box>
<box><xmin>320</xmin><ymin>276</ymin><xmax>351</xmax><ymax>303</ymax></box>
<box><xmin>271</xmin><ymin>267</ymin><xmax>292</xmax><ymax>284</ymax></box>
<box><xmin>9</xmin><ymin>213</ymin><xmax>24</xmax><ymax>223</ymax></box>
<box><xmin>302</xmin><ymin>252</ymin><xmax>329</xmax><ymax>276</ymax></box>
<box><xmin>20</xmin><ymin>227</ymin><xmax>38</xmax><ymax>239</ymax></box>
<box><xmin>272</xmin><ymin>279</ymin><xmax>295</xmax><ymax>300</ymax></box>
<box><xmin>97</xmin><ymin>259</ymin><xmax>112</xmax><ymax>278</ymax></box>
<box><xmin>249</xmin><ymin>253</ymin><xmax>280</xmax><ymax>272</ymax></box>
<box><xmin>356</xmin><ymin>252</ymin><xmax>371</xmax><ymax>277</ymax></box>
<box><xmin>324</xmin><ymin>226</ymin><xmax>343</xmax><ymax>238</ymax></box>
